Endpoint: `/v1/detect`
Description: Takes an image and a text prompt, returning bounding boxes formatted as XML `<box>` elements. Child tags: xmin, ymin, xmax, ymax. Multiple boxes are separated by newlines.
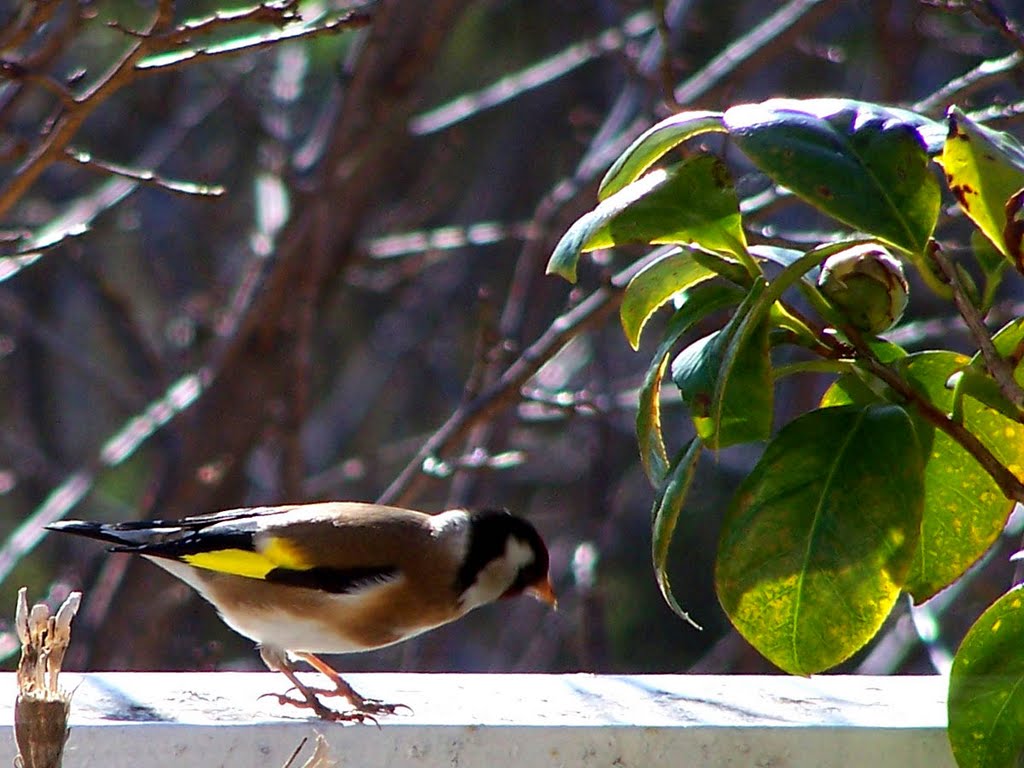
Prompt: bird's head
<box><xmin>456</xmin><ymin>509</ymin><xmax>556</xmax><ymax>611</ymax></box>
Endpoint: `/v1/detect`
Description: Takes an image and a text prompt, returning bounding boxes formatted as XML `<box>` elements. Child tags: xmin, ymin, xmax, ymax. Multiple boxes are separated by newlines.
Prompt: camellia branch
<box><xmin>929</xmin><ymin>244</ymin><xmax>1024</xmax><ymax>412</ymax></box>
<box><xmin>845</xmin><ymin>326</ymin><xmax>1024</xmax><ymax>504</ymax></box>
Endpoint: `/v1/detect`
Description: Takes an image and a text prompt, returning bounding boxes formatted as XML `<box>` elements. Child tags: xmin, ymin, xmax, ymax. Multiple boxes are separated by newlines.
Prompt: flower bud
<box><xmin>817</xmin><ymin>243</ymin><xmax>909</xmax><ymax>334</ymax></box>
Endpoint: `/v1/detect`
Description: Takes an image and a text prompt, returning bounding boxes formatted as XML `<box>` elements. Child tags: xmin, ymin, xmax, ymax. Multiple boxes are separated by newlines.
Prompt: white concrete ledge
<box><xmin>0</xmin><ymin>673</ymin><xmax>954</xmax><ymax>767</ymax></box>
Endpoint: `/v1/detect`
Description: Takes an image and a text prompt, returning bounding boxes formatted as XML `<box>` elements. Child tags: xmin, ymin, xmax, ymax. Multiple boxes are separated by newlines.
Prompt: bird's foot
<box><xmin>259</xmin><ymin>690</ymin><xmax>384</xmax><ymax>725</ymax></box>
<box><xmin>355</xmin><ymin>698</ymin><xmax>413</xmax><ymax>716</ymax></box>
<box><xmin>278</xmin><ymin>685</ymin><xmax>412</xmax><ymax>716</ymax></box>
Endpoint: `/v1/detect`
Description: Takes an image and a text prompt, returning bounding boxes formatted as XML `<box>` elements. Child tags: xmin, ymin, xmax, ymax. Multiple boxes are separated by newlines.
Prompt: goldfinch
<box><xmin>47</xmin><ymin>502</ymin><xmax>556</xmax><ymax>722</ymax></box>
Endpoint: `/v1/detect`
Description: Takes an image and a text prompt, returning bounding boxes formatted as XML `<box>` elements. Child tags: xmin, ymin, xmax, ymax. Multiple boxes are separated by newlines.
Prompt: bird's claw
<box><xmin>297</xmin><ymin>688</ymin><xmax>412</xmax><ymax>715</ymax></box>
<box><xmin>352</xmin><ymin>698</ymin><xmax>413</xmax><ymax>716</ymax></box>
<box><xmin>258</xmin><ymin>691</ymin><xmax>383</xmax><ymax>726</ymax></box>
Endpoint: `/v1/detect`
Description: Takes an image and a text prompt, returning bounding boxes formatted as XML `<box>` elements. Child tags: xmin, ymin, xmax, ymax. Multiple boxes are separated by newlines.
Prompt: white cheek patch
<box><xmin>459</xmin><ymin>536</ymin><xmax>536</xmax><ymax>611</ymax></box>
<box><xmin>505</xmin><ymin>536</ymin><xmax>536</xmax><ymax>571</ymax></box>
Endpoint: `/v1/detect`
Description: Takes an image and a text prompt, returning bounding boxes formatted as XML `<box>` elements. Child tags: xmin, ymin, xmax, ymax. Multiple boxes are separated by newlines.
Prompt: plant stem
<box><xmin>845</xmin><ymin>326</ymin><xmax>1024</xmax><ymax>504</ymax></box>
<box><xmin>774</xmin><ymin>359</ymin><xmax>853</xmax><ymax>380</ymax></box>
<box><xmin>930</xmin><ymin>244</ymin><xmax>1024</xmax><ymax>412</ymax></box>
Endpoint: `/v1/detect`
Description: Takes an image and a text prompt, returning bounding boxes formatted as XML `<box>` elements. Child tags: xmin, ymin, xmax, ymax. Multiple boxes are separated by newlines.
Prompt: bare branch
<box><xmin>377</xmin><ymin>257</ymin><xmax>656</xmax><ymax>507</ymax></box>
<box><xmin>133</xmin><ymin>10</ymin><xmax>371</xmax><ymax>73</ymax></box>
<box><xmin>965</xmin><ymin>0</ymin><xmax>1024</xmax><ymax>56</ymax></box>
<box><xmin>410</xmin><ymin>11</ymin><xmax>655</xmax><ymax>136</ymax></box>
<box><xmin>109</xmin><ymin>0</ymin><xmax>302</xmax><ymax>42</ymax></box>
<box><xmin>0</xmin><ymin>1</ymin><xmax>61</xmax><ymax>52</ymax></box>
<box><xmin>913</xmin><ymin>51</ymin><xmax>1023</xmax><ymax>116</ymax></box>
<box><xmin>62</xmin><ymin>147</ymin><xmax>225</xmax><ymax>198</ymax></box>
<box><xmin>673</xmin><ymin>0</ymin><xmax>841</xmax><ymax>106</ymax></box>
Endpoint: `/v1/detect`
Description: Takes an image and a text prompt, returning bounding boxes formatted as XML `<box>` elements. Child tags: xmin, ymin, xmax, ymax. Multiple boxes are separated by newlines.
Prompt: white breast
<box><xmin>147</xmin><ymin>555</ymin><xmax>408</xmax><ymax>654</ymax></box>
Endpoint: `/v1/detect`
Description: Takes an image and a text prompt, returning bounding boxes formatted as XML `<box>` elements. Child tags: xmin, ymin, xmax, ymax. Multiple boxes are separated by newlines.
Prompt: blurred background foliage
<box><xmin>0</xmin><ymin>0</ymin><xmax>1021</xmax><ymax>677</ymax></box>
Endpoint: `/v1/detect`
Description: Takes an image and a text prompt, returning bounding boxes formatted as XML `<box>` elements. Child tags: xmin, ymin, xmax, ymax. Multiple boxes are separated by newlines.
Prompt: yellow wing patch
<box><xmin>261</xmin><ymin>536</ymin><xmax>314</xmax><ymax>570</ymax></box>
<box><xmin>182</xmin><ymin>536</ymin><xmax>314</xmax><ymax>579</ymax></box>
<box><xmin>183</xmin><ymin>550</ymin><xmax>276</xmax><ymax>579</ymax></box>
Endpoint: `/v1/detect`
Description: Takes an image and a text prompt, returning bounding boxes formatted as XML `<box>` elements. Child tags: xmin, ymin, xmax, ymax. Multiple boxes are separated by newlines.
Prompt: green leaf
<box><xmin>955</xmin><ymin>318</ymin><xmax>1024</xmax><ymax>425</ymax></box>
<box><xmin>546</xmin><ymin>156</ymin><xmax>747</xmax><ymax>282</ymax></box>
<box><xmin>621</xmin><ymin>246</ymin><xmax>717</xmax><ymax>350</ymax></box>
<box><xmin>716</xmin><ymin>404</ymin><xmax>924</xmax><ymax>675</ymax></box>
<box><xmin>599</xmin><ymin>111</ymin><xmax>726</xmax><ymax>199</ymax></box>
<box><xmin>671</xmin><ymin>283</ymin><xmax>772</xmax><ymax>449</ymax></box>
<box><xmin>671</xmin><ymin>321</ymin><xmax>771</xmax><ymax>449</ymax></box>
<box><xmin>636</xmin><ymin>283</ymin><xmax>745</xmax><ymax>486</ymax></box>
<box><xmin>868</xmin><ymin>338</ymin><xmax>908</xmax><ymax>363</ymax></box>
<box><xmin>952</xmin><ymin>319</ymin><xmax>1024</xmax><ymax>518</ymax></box>
<box><xmin>940</xmin><ymin>107</ymin><xmax>1024</xmax><ymax>262</ymax></box>
<box><xmin>547</xmin><ymin>169</ymin><xmax>666</xmax><ymax>282</ymax></box>
<box><xmin>819</xmin><ymin>373</ymin><xmax>885</xmax><ymax>408</ymax></box>
<box><xmin>671</xmin><ymin>246</ymin><xmax>839</xmax><ymax>449</ymax></box>
<box><xmin>724</xmin><ymin>99</ymin><xmax>940</xmax><ymax>256</ymax></box>
<box><xmin>895</xmin><ymin>352</ymin><xmax>1012</xmax><ymax>601</ymax></box>
<box><xmin>825</xmin><ymin>348</ymin><xmax>1017</xmax><ymax>600</ymax></box>
<box><xmin>951</xmin><ymin>367</ymin><xmax>1022</xmax><ymax>423</ymax></box>
<box><xmin>972</xmin><ymin>229</ymin><xmax>1009</xmax><ymax>311</ymax></box>
<box><xmin>652</xmin><ymin>439</ymin><xmax>704</xmax><ymax>630</ymax></box>
<box><xmin>949</xmin><ymin>585</ymin><xmax>1024</xmax><ymax>768</ymax></box>
<box><xmin>986</xmin><ymin>317</ymin><xmax>1024</xmax><ymax>357</ymax></box>
<box><xmin>687</xmin><ymin>246</ymin><xmax>752</xmax><ymax>286</ymax></box>
<box><xmin>749</xmin><ymin>244</ymin><xmax>805</xmax><ymax>268</ymax></box>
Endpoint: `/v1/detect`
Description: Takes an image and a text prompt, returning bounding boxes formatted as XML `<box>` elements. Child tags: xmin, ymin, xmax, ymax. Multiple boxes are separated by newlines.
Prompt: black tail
<box><xmin>46</xmin><ymin>512</ymin><xmax>260</xmax><ymax>559</ymax></box>
<box><xmin>46</xmin><ymin>519</ymin><xmax>170</xmax><ymax>549</ymax></box>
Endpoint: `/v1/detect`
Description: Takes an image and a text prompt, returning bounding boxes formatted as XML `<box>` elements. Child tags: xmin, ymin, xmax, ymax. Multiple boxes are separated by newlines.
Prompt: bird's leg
<box><xmin>258</xmin><ymin>646</ymin><xmax>381</xmax><ymax>724</ymax></box>
<box><xmin>294</xmin><ymin>651</ymin><xmax>411</xmax><ymax>715</ymax></box>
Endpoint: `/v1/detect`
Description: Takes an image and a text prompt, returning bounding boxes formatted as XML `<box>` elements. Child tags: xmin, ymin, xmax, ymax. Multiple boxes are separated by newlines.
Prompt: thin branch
<box><xmin>410</xmin><ymin>11</ymin><xmax>655</xmax><ymax>136</ymax></box>
<box><xmin>0</xmin><ymin>18</ymin><xmax>154</xmax><ymax>218</ymax></box>
<box><xmin>108</xmin><ymin>0</ymin><xmax>302</xmax><ymax>42</ymax></box>
<box><xmin>461</xmin><ymin>288</ymin><xmax>501</xmax><ymax>403</ymax></box>
<box><xmin>0</xmin><ymin>1</ymin><xmax>61</xmax><ymax>51</ymax></box>
<box><xmin>365</xmin><ymin>220</ymin><xmax>535</xmax><ymax>259</ymax></box>
<box><xmin>913</xmin><ymin>51</ymin><xmax>1023</xmax><ymax>116</ymax></box>
<box><xmin>0</xmin><ymin>79</ymin><xmax>233</xmax><ymax>276</ymax></box>
<box><xmin>966</xmin><ymin>98</ymin><xmax>1024</xmax><ymax>124</ymax></box>
<box><xmin>653</xmin><ymin>0</ymin><xmax>680</xmax><ymax>110</ymax></box>
<box><xmin>673</xmin><ymin>0</ymin><xmax>841</xmax><ymax>106</ymax></box>
<box><xmin>930</xmin><ymin>244</ymin><xmax>1024</xmax><ymax>410</ymax></box>
<box><xmin>377</xmin><ymin>261</ymin><xmax>653</xmax><ymax>507</ymax></box>
<box><xmin>0</xmin><ymin>60</ymin><xmax>75</xmax><ymax>107</ymax></box>
<box><xmin>965</xmin><ymin>0</ymin><xmax>1024</xmax><ymax>56</ymax></box>
<box><xmin>133</xmin><ymin>10</ymin><xmax>371</xmax><ymax>73</ymax></box>
<box><xmin>0</xmin><ymin>6</ymin><xmax>367</xmax><ymax>219</ymax></box>
<box><xmin>62</xmin><ymin>148</ymin><xmax>225</xmax><ymax>197</ymax></box>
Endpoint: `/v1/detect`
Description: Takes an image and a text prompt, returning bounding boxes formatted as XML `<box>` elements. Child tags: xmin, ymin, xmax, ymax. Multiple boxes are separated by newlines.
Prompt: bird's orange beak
<box><xmin>526</xmin><ymin>577</ymin><xmax>558</xmax><ymax>609</ymax></box>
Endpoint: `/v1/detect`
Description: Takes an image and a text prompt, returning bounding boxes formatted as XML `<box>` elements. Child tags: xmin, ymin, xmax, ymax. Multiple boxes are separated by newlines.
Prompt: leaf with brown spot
<box><xmin>939</xmin><ymin>107</ymin><xmax>1024</xmax><ymax>263</ymax></box>
<box><xmin>1004</xmin><ymin>188</ymin><xmax>1024</xmax><ymax>270</ymax></box>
